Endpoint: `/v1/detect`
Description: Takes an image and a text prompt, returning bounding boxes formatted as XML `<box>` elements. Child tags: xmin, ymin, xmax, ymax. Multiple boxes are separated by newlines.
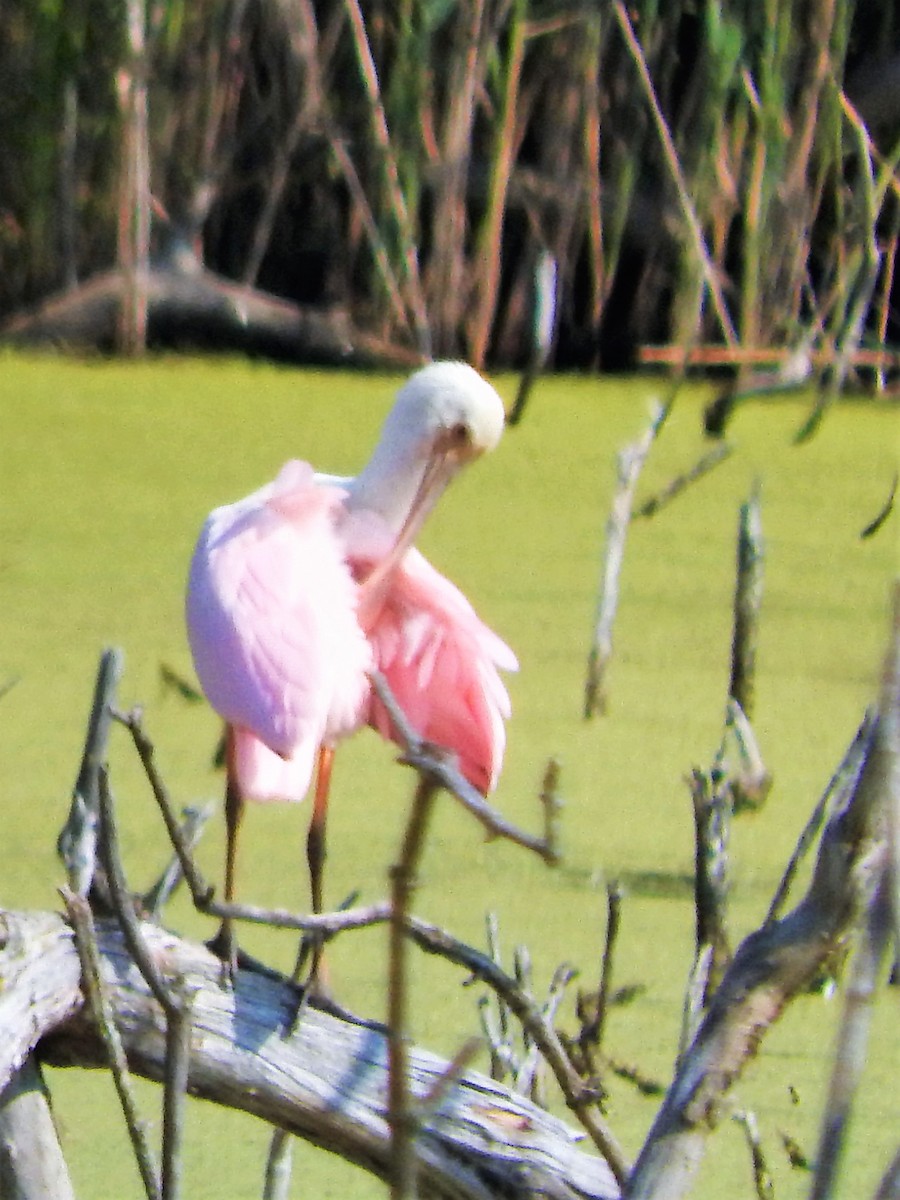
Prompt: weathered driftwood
<box><xmin>0</xmin><ymin>910</ymin><xmax>619</xmax><ymax>1200</ymax></box>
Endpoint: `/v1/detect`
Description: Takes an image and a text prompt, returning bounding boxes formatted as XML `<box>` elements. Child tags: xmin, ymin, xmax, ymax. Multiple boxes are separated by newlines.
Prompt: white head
<box><xmin>381</xmin><ymin>360</ymin><xmax>506</xmax><ymax>466</ymax></box>
<box><xmin>351</xmin><ymin>361</ymin><xmax>506</xmax><ymax>530</ymax></box>
<box><xmin>349</xmin><ymin>362</ymin><xmax>506</xmax><ymax>608</ymax></box>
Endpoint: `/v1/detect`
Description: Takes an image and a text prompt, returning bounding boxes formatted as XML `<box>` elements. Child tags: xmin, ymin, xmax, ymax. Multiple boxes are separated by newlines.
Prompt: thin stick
<box><xmin>874</xmin><ymin>1145</ymin><xmax>900</xmax><ymax>1200</ymax></box>
<box><xmin>406</xmin><ymin>913</ymin><xmax>630</xmax><ymax>1185</ymax></box>
<box><xmin>143</xmin><ymin>803</ymin><xmax>215</xmax><ymax>918</ymax></box>
<box><xmin>370</xmin><ymin>671</ymin><xmax>557</xmax><ymax>862</ymax></box>
<box><xmin>262</xmin><ymin>1130</ymin><xmax>293</xmax><ymax>1200</ymax></box>
<box><xmin>57</xmin><ymin>646</ymin><xmax>123</xmax><ymax>898</ymax></box>
<box><xmin>766</xmin><ymin>713</ymin><xmax>874</xmax><ymax>924</ymax></box>
<box><xmin>539</xmin><ymin>757</ymin><xmax>564</xmax><ymax>862</ymax></box>
<box><xmin>388</xmin><ymin>775</ymin><xmax>440</xmax><ymax>1200</ymax></box>
<box><xmin>113</xmin><ymin>707</ymin><xmax>214</xmax><ymax>907</ymax></box>
<box><xmin>729</xmin><ymin>486</ymin><xmax>764</xmax><ymax>720</ymax></box>
<box><xmin>515</xmin><ymin>963</ymin><xmax>576</xmax><ymax>1105</ymax></box>
<box><xmin>98</xmin><ymin>768</ymin><xmax>190</xmax><ymax>1200</ymax></box>
<box><xmin>593</xmin><ymin>881</ymin><xmax>623</xmax><ymax>1055</ymax></box>
<box><xmin>508</xmin><ymin>251</ymin><xmax>558</xmax><ymax>426</ymax></box>
<box><xmin>732</xmin><ymin>1109</ymin><xmax>775</xmax><ymax>1200</ymax></box>
<box><xmin>62</xmin><ymin>888</ymin><xmax>161</xmax><ymax>1200</ymax></box>
<box><xmin>584</xmin><ymin>399</ymin><xmax>671</xmax><ymax>718</ymax></box>
<box><xmin>634</xmin><ymin>443</ymin><xmax>734</xmax><ymax>519</ymax></box>
<box><xmin>678</xmin><ymin>943</ymin><xmax>714</xmax><ymax>1065</ymax></box>
<box><xmin>688</xmin><ymin>768</ymin><xmax>732</xmax><ymax>1000</ymax></box>
<box><xmin>859</xmin><ymin>473</ymin><xmax>897</xmax><ymax>540</ymax></box>
<box><xmin>812</xmin><ymin>583</ymin><xmax>900</xmax><ymax>1199</ymax></box>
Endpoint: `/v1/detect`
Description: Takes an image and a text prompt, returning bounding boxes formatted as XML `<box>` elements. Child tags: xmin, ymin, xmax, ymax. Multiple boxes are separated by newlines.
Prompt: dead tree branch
<box><xmin>0</xmin><ymin>911</ymin><xmax>619</xmax><ymax>1200</ymax></box>
<box><xmin>623</xmin><ymin>593</ymin><xmax>898</xmax><ymax>1200</ymax></box>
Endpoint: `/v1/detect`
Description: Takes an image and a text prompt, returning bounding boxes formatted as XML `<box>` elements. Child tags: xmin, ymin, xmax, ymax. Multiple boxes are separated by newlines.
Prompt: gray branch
<box><xmin>0</xmin><ymin>910</ymin><xmax>619</xmax><ymax>1200</ymax></box>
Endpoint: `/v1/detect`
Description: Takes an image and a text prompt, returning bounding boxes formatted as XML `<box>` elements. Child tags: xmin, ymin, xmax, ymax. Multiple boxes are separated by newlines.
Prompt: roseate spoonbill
<box><xmin>186</xmin><ymin>361</ymin><xmax>516</xmax><ymax>975</ymax></box>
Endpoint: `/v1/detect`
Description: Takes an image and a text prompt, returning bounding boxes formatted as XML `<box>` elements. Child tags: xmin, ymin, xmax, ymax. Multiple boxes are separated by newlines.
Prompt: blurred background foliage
<box><xmin>1</xmin><ymin>0</ymin><xmax>899</xmax><ymax>369</ymax></box>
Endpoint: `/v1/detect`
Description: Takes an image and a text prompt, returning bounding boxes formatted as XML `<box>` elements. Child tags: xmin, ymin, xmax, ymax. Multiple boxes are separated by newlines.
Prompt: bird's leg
<box><xmin>207</xmin><ymin>731</ymin><xmax>244</xmax><ymax>984</ymax></box>
<box><xmin>299</xmin><ymin>744</ymin><xmax>334</xmax><ymax>991</ymax></box>
<box><xmin>308</xmin><ymin>744</ymin><xmax>333</xmax><ymax>915</ymax></box>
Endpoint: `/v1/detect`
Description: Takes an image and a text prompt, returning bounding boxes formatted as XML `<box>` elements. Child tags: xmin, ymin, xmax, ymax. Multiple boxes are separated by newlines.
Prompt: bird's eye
<box><xmin>449</xmin><ymin>422</ymin><xmax>471</xmax><ymax>445</ymax></box>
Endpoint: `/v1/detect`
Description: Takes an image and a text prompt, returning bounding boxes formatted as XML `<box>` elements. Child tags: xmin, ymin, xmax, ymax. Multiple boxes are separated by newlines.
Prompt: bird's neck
<box><xmin>347</xmin><ymin>439</ymin><xmax>426</xmax><ymax>534</ymax></box>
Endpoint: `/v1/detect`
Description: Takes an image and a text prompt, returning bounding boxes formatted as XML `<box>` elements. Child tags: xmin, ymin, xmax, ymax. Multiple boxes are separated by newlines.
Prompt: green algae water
<box><xmin>1</xmin><ymin>351</ymin><xmax>897</xmax><ymax>1198</ymax></box>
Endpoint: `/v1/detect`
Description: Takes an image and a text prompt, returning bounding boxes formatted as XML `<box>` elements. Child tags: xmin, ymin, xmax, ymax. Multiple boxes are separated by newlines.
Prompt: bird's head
<box><xmin>387</xmin><ymin>360</ymin><xmax>506</xmax><ymax>469</ymax></box>
<box><xmin>350</xmin><ymin>362</ymin><xmax>506</xmax><ymax>607</ymax></box>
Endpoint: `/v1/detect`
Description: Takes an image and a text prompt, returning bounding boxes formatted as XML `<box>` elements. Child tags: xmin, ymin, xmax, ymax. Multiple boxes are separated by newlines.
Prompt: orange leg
<box><xmin>209</xmin><ymin>728</ymin><xmax>243</xmax><ymax>981</ymax></box>
<box><xmin>307</xmin><ymin>744</ymin><xmax>334</xmax><ymax>914</ymax></box>
<box><xmin>305</xmin><ymin>744</ymin><xmax>334</xmax><ymax>985</ymax></box>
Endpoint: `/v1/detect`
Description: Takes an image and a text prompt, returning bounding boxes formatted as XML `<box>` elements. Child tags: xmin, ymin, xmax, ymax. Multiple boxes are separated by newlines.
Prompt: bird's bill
<box><xmin>358</xmin><ymin>435</ymin><xmax>473</xmax><ymax>620</ymax></box>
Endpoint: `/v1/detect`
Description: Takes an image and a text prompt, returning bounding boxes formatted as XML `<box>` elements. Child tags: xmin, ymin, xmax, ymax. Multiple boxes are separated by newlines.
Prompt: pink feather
<box><xmin>186</xmin><ymin>457</ymin><xmax>516</xmax><ymax>802</ymax></box>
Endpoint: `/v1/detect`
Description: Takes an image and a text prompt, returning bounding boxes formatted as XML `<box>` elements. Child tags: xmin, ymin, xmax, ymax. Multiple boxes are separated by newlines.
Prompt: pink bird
<box><xmin>186</xmin><ymin>361</ymin><xmax>517</xmax><ymax>974</ymax></box>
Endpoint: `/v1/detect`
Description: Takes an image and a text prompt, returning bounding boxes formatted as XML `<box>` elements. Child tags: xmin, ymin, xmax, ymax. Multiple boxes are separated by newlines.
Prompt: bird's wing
<box><xmin>186</xmin><ymin>460</ymin><xmax>372</xmax><ymax>801</ymax></box>
<box><xmin>363</xmin><ymin>543</ymin><xmax>517</xmax><ymax>794</ymax></box>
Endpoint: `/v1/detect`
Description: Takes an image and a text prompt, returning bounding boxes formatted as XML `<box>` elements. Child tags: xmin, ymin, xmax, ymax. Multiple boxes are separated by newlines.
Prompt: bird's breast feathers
<box><xmin>186</xmin><ymin>461</ymin><xmax>372</xmax><ymax>764</ymax></box>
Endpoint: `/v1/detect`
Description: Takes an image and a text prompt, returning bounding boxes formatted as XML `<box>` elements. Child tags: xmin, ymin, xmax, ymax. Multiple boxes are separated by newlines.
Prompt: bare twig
<box><xmin>594</xmin><ymin>882</ymin><xmax>623</xmax><ymax>1056</ymax></box>
<box><xmin>539</xmin><ymin>757</ymin><xmax>564</xmax><ymax>861</ymax></box>
<box><xmin>624</xmin><ymin>596</ymin><xmax>894</xmax><ymax>1199</ymax></box>
<box><xmin>874</xmin><ymin>1145</ymin><xmax>900</xmax><ymax>1200</ymax></box>
<box><xmin>57</xmin><ymin>646</ymin><xmax>123</xmax><ymax>898</ymax></box>
<box><xmin>508</xmin><ymin>250</ymin><xmax>558</xmax><ymax>426</ymax></box>
<box><xmin>633</xmin><ymin>443</ymin><xmax>734</xmax><ymax>519</ymax></box>
<box><xmin>370</xmin><ymin>671</ymin><xmax>558</xmax><ymax>862</ymax></box>
<box><xmin>722</xmin><ymin>700</ymin><xmax>772</xmax><ymax>814</ymax></box>
<box><xmin>62</xmin><ymin>889</ymin><xmax>161</xmax><ymax>1200</ymax></box>
<box><xmin>0</xmin><ymin>1057</ymin><xmax>77</xmax><ymax>1200</ymax></box>
<box><xmin>573</xmin><ymin>882</ymin><xmax>624</xmax><ymax>1082</ymax></box>
<box><xmin>388</xmin><ymin>774</ymin><xmax>441</xmax><ymax>1200</ymax></box>
<box><xmin>811</xmin><ymin>583</ymin><xmax>900</xmax><ymax>1199</ymax></box>
<box><xmin>766</xmin><ymin>713</ymin><xmax>874</xmax><ymax>924</ymax></box>
<box><xmin>728</xmin><ymin>486</ymin><xmax>764</xmax><ymax>721</ymax></box>
<box><xmin>406</xmin><ymin>913</ymin><xmax>630</xmax><ymax>1186</ymax></box>
<box><xmin>142</xmin><ymin>803</ymin><xmax>215</xmax><ymax>919</ymax></box>
<box><xmin>810</xmin><ymin>871</ymin><xmax>892</xmax><ymax>1200</ymax></box>
<box><xmin>262</xmin><ymin>1129</ymin><xmax>293</xmax><ymax>1200</ymax></box>
<box><xmin>732</xmin><ymin>1109</ymin><xmax>774</xmax><ymax>1200</ymax></box>
<box><xmin>97</xmin><ymin>767</ymin><xmax>191</xmax><ymax>1200</ymax></box>
<box><xmin>688</xmin><ymin>767</ymin><xmax>733</xmax><ymax>1002</ymax></box>
<box><xmin>677</xmin><ymin>943</ymin><xmax>713</xmax><ymax>1065</ymax></box>
<box><xmin>515</xmin><ymin>963</ymin><xmax>576</xmax><ymax>1106</ymax></box>
<box><xmin>584</xmin><ymin>400</ymin><xmax>672</xmax><ymax>718</ymax></box>
<box><xmin>860</xmin><ymin>473</ymin><xmax>897</xmax><ymax>540</ymax></box>
<box><xmin>112</xmin><ymin>706</ymin><xmax>214</xmax><ymax>908</ymax></box>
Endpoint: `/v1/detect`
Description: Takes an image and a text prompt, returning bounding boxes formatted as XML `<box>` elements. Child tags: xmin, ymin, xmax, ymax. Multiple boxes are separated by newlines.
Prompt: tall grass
<box><xmin>1</xmin><ymin>1</ymin><xmax>898</xmax><ymax>371</ymax></box>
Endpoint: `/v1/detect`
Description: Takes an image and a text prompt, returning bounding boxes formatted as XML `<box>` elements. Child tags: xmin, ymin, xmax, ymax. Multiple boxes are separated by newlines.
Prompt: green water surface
<box><xmin>1</xmin><ymin>352</ymin><xmax>897</xmax><ymax>1198</ymax></box>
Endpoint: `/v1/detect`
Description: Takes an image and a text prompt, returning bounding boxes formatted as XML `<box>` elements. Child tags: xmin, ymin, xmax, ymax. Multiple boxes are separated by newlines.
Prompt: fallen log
<box><xmin>0</xmin><ymin>268</ymin><xmax>419</xmax><ymax>367</ymax></box>
<box><xmin>0</xmin><ymin>909</ymin><xmax>619</xmax><ymax>1200</ymax></box>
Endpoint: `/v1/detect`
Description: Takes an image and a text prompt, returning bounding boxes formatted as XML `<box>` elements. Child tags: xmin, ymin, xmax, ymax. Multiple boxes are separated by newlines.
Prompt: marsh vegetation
<box><xmin>2</xmin><ymin>3</ymin><xmax>899</xmax><ymax>373</ymax></box>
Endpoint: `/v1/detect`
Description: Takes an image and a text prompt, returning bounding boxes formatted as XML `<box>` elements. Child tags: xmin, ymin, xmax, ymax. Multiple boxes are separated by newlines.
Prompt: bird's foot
<box><xmin>206</xmin><ymin>923</ymin><xmax>239</xmax><ymax>988</ymax></box>
<box><xmin>285</xmin><ymin>972</ymin><xmax>384</xmax><ymax>1035</ymax></box>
